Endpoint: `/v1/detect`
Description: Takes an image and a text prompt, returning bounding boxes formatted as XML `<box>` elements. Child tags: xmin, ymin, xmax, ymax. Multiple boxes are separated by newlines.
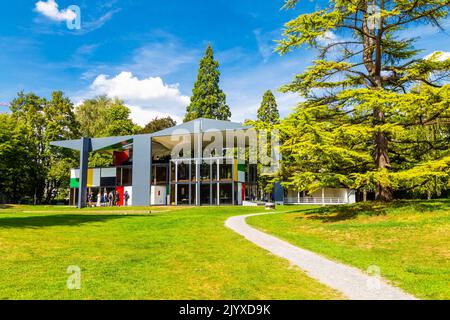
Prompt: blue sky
<box><xmin>1</xmin><ymin>0</ymin><xmax>449</xmax><ymax>125</ymax></box>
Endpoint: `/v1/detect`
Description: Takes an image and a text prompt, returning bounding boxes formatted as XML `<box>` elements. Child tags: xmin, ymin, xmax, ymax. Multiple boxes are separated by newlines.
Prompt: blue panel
<box><xmin>132</xmin><ymin>136</ymin><xmax>151</xmax><ymax>206</ymax></box>
<box><xmin>273</xmin><ymin>182</ymin><xmax>284</xmax><ymax>203</ymax></box>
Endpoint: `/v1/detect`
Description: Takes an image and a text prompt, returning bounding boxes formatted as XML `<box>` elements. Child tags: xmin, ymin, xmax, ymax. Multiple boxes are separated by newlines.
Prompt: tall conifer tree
<box><xmin>257</xmin><ymin>90</ymin><xmax>280</xmax><ymax>124</ymax></box>
<box><xmin>184</xmin><ymin>44</ymin><xmax>231</xmax><ymax>122</ymax></box>
<box><xmin>277</xmin><ymin>0</ymin><xmax>450</xmax><ymax>201</ymax></box>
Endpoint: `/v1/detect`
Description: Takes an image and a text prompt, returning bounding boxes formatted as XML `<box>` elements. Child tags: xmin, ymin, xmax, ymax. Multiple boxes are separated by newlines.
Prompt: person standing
<box><xmin>102</xmin><ymin>190</ymin><xmax>108</xmax><ymax>206</ymax></box>
<box><xmin>96</xmin><ymin>191</ymin><xmax>101</xmax><ymax>207</ymax></box>
<box><xmin>108</xmin><ymin>191</ymin><xmax>114</xmax><ymax>207</ymax></box>
<box><xmin>124</xmin><ymin>190</ymin><xmax>130</xmax><ymax>206</ymax></box>
<box><xmin>115</xmin><ymin>190</ymin><xmax>120</xmax><ymax>207</ymax></box>
<box><xmin>88</xmin><ymin>191</ymin><xmax>94</xmax><ymax>207</ymax></box>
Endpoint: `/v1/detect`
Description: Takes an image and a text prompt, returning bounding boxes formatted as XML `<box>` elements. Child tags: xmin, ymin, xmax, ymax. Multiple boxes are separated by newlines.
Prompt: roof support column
<box><xmin>195</xmin><ymin>121</ymin><xmax>202</xmax><ymax>206</ymax></box>
<box><xmin>78</xmin><ymin>137</ymin><xmax>91</xmax><ymax>209</ymax></box>
<box><xmin>132</xmin><ymin>135</ymin><xmax>152</xmax><ymax>206</ymax></box>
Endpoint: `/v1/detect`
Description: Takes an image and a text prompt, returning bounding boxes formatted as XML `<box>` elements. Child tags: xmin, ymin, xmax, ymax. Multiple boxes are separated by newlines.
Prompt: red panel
<box><xmin>113</xmin><ymin>151</ymin><xmax>130</xmax><ymax>166</ymax></box>
<box><xmin>116</xmin><ymin>186</ymin><xmax>124</xmax><ymax>206</ymax></box>
<box><xmin>242</xmin><ymin>183</ymin><xmax>246</xmax><ymax>202</ymax></box>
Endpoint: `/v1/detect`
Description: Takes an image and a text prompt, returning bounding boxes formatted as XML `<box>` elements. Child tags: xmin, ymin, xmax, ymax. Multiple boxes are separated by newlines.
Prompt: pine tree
<box><xmin>277</xmin><ymin>0</ymin><xmax>450</xmax><ymax>201</ymax></box>
<box><xmin>184</xmin><ymin>44</ymin><xmax>231</xmax><ymax>122</ymax></box>
<box><xmin>257</xmin><ymin>90</ymin><xmax>280</xmax><ymax>124</ymax></box>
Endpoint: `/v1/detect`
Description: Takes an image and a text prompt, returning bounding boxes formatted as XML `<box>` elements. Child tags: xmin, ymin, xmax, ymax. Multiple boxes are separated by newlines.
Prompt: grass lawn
<box><xmin>247</xmin><ymin>200</ymin><xmax>450</xmax><ymax>300</ymax></box>
<box><xmin>0</xmin><ymin>205</ymin><xmax>342</xmax><ymax>300</ymax></box>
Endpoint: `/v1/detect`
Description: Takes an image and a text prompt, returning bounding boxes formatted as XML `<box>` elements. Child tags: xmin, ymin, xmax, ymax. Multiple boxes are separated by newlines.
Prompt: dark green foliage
<box><xmin>184</xmin><ymin>45</ymin><xmax>231</xmax><ymax>122</ymax></box>
<box><xmin>5</xmin><ymin>91</ymin><xmax>80</xmax><ymax>204</ymax></box>
<box><xmin>277</xmin><ymin>0</ymin><xmax>450</xmax><ymax>201</ymax></box>
<box><xmin>257</xmin><ymin>90</ymin><xmax>280</xmax><ymax>124</ymax></box>
<box><xmin>75</xmin><ymin>96</ymin><xmax>141</xmax><ymax>167</ymax></box>
<box><xmin>141</xmin><ymin>116</ymin><xmax>176</xmax><ymax>134</ymax></box>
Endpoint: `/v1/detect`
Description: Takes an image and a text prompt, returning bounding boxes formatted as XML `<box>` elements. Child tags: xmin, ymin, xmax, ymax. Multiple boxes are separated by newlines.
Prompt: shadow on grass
<box><xmin>0</xmin><ymin>214</ymin><xmax>145</xmax><ymax>229</ymax></box>
<box><xmin>290</xmin><ymin>199</ymin><xmax>450</xmax><ymax>223</ymax></box>
<box><xmin>387</xmin><ymin>199</ymin><xmax>450</xmax><ymax>212</ymax></box>
<box><xmin>304</xmin><ymin>204</ymin><xmax>387</xmax><ymax>222</ymax></box>
<box><xmin>0</xmin><ymin>204</ymin><xmax>13</xmax><ymax>209</ymax></box>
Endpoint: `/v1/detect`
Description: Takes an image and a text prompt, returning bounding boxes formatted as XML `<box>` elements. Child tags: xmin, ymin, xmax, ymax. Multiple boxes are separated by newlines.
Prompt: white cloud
<box><xmin>35</xmin><ymin>0</ymin><xmax>76</xmax><ymax>22</ymax></box>
<box><xmin>424</xmin><ymin>51</ymin><xmax>450</xmax><ymax>62</ymax></box>
<box><xmin>122</xmin><ymin>34</ymin><xmax>199</xmax><ymax>77</ymax></box>
<box><xmin>127</xmin><ymin>105</ymin><xmax>182</xmax><ymax>127</ymax></box>
<box><xmin>317</xmin><ymin>30</ymin><xmax>337</xmax><ymax>45</ymax></box>
<box><xmin>254</xmin><ymin>29</ymin><xmax>279</xmax><ymax>62</ymax></box>
<box><xmin>91</xmin><ymin>71</ymin><xmax>190</xmax><ymax>106</ymax></box>
<box><xmin>85</xmin><ymin>71</ymin><xmax>190</xmax><ymax>125</ymax></box>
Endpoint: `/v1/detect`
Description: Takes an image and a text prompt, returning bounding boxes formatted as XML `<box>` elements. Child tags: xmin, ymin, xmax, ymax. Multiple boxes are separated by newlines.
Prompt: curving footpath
<box><xmin>225</xmin><ymin>212</ymin><xmax>418</xmax><ymax>300</ymax></box>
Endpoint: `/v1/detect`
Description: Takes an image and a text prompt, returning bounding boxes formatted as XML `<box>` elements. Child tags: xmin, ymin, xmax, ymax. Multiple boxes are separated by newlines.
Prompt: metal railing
<box><xmin>284</xmin><ymin>197</ymin><xmax>347</xmax><ymax>205</ymax></box>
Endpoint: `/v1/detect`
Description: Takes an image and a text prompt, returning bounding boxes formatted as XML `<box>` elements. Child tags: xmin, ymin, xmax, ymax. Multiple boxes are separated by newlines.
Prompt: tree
<box><xmin>244</xmin><ymin>91</ymin><xmax>281</xmax><ymax>200</ymax></box>
<box><xmin>0</xmin><ymin>114</ymin><xmax>34</xmax><ymax>203</ymax></box>
<box><xmin>75</xmin><ymin>96</ymin><xmax>141</xmax><ymax>167</ymax></box>
<box><xmin>257</xmin><ymin>90</ymin><xmax>280</xmax><ymax>124</ymax></box>
<box><xmin>184</xmin><ymin>44</ymin><xmax>231</xmax><ymax>122</ymax></box>
<box><xmin>102</xmin><ymin>99</ymin><xmax>141</xmax><ymax>136</ymax></box>
<box><xmin>75</xmin><ymin>95</ymin><xmax>110</xmax><ymax>138</ymax></box>
<box><xmin>141</xmin><ymin>116</ymin><xmax>177</xmax><ymax>134</ymax></box>
<box><xmin>44</xmin><ymin>91</ymin><xmax>80</xmax><ymax>203</ymax></box>
<box><xmin>8</xmin><ymin>91</ymin><xmax>80</xmax><ymax>204</ymax></box>
<box><xmin>277</xmin><ymin>0</ymin><xmax>450</xmax><ymax>201</ymax></box>
<box><xmin>75</xmin><ymin>96</ymin><xmax>140</xmax><ymax>137</ymax></box>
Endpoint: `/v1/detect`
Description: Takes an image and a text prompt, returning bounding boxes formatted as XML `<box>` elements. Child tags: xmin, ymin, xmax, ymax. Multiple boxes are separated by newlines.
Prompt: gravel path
<box><xmin>225</xmin><ymin>212</ymin><xmax>418</xmax><ymax>300</ymax></box>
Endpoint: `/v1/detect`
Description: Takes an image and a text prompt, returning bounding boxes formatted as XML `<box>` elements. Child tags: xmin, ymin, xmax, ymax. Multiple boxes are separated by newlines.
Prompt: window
<box><xmin>201</xmin><ymin>161</ymin><xmax>211</xmax><ymax>181</ymax></box>
<box><xmin>212</xmin><ymin>183</ymin><xmax>218</xmax><ymax>205</ymax></box>
<box><xmin>191</xmin><ymin>160</ymin><xmax>197</xmax><ymax>182</ymax></box>
<box><xmin>171</xmin><ymin>162</ymin><xmax>176</xmax><ymax>182</ymax></box>
<box><xmin>200</xmin><ymin>183</ymin><xmax>211</xmax><ymax>205</ymax></box>
<box><xmin>190</xmin><ymin>184</ymin><xmax>197</xmax><ymax>205</ymax></box>
<box><xmin>212</xmin><ymin>160</ymin><xmax>218</xmax><ymax>181</ymax></box>
<box><xmin>178</xmin><ymin>161</ymin><xmax>189</xmax><ymax>182</ymax></box>
<box><xmin>219</xmin><ymin>162</ymin><xmax>233</xmax><ymax>181</ymax></box>
<box><xmin>154</xmin><ymin>165</ymin><xmax>167</xmax><ymax>185</ymax></box>
<box><xmin>248</xmin><ymin>164</ymin><xmax>257</xmax><ymax>183</ymax></box>
<box><xmin>116</xmin><ymin>167</ymin><xmax>132</xmax><ymax>186</ymax></box>
<box><xmin>122</xmin><ymin>167</ymin><xmax>132</xmax><ymax>186</ymax></box>
<box><xmin>177</xmin><ymin>184</ymin><xmax>190</xmax><ymax>205</ymax></box>
<box><xmin>116</xmin><ymin>168</ymin><xmax>122</xmax><ymax>186</ymax></box>
<box><xmin>219</xmin><ymin>183</ymin><xmax>233</xmax><ymax>205</ymax></box>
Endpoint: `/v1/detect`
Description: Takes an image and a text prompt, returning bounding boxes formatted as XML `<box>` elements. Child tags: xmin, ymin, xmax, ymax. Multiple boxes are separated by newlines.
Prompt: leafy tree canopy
<box><xmin>7</xmin><ymin>91</ymin><xmax>79</xmax><ymax>204</ymax></box>
<box><xmin>277</xmin><ymin>0</ymin><xmax>450</xmax><ymax>201</ymax></box>
<box><xmin>75</xmin><ymin>96</ymin><xmax>141</xmax><ymax>167</ymax></box>
<box><xmin>75</xmin><ymin>96</ymin><xmax>140</xmax><ymax>137</ymax></box>
<box><xmin>141</xmin><ymin>116</ymin><xmax>177</xmax><ymax>134</ymax></box>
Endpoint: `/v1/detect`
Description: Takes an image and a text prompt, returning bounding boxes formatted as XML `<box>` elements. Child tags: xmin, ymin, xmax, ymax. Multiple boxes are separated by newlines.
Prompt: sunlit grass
<box><xmin>247</xmin><ymin>200</ymin><xmax>450</xmax><ymax>300</ymax></box>
<box><xmin>0</xmin><ymin>205</ymin><xmax>342</xmax><ymax>300</ymax></box>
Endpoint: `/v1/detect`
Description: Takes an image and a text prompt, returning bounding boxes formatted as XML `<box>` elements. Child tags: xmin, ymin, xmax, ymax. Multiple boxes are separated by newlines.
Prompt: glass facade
<box><xmin>116</xmin><ymin>166</ymin><xmax>132</xmax><ymax>187</ymax></box>
<box><xmin>153</xmin><ymin>165</ymin><xmax>168</xmax><ymax>185</ymax></box>
<box><xmin>177</xmin><ymin>184</ymin><xmax>190</xmax><ymax>205</ymax></box>
<box><xmin>169</xmin><ymin>157</ymin><xmax>238</xmax><ymax>206</ymax></box>
<box><xmin>71</xmin><ymin>156</ymin><xmax>248</xmax><ymax>207</ymax></box>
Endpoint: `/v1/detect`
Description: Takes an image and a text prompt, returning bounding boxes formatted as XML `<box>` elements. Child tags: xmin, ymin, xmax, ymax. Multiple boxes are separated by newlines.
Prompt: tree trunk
<box><xmin>374</xmin><ymin>108</ymin><xmax>393</xmax><ymax>202</ymax></box>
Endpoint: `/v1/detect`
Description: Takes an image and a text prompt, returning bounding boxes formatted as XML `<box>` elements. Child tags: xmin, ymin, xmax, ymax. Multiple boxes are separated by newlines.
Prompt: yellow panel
<box><xmin>87</xmin><ymin>169</ymin><xmax>93</xmax><ymax>187</ymax></box>
<box><xmin>233</xmin><ymin>159</ymin><xmax>238</xmax><ymax>181</ymax></box>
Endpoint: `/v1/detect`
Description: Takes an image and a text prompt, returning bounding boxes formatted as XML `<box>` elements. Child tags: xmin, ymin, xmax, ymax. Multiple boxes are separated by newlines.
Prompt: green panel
<box><xmin>70</xmin><ymin>178</ymin><xmax>80</xmax><ymax>188</ymax></box>
<box><xmin>238</xmin><ymin>163</ymin><xmax>246</xmax><ymax>172</ymax></box>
